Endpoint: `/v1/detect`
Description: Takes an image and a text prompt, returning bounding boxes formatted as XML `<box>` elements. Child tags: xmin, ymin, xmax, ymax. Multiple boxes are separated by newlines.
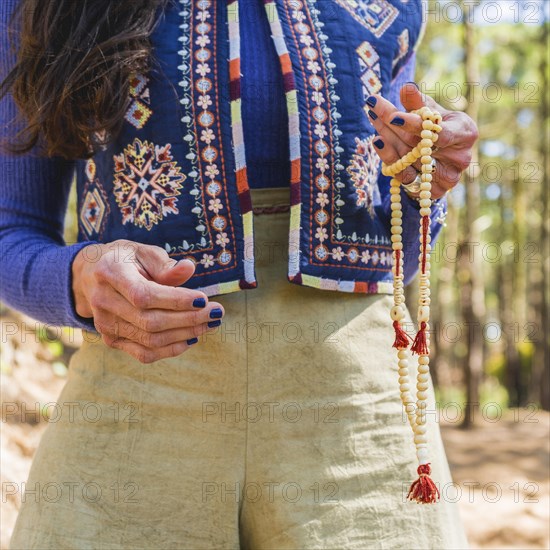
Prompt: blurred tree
<box><xmin>459</xmin><ymin>0</ymin><xmax>485</xmax><ymax>427</ymax></box>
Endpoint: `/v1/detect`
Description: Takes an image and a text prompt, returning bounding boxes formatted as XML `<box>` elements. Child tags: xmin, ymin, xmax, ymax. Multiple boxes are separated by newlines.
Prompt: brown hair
<box><xmin>0</xmin><ymin>0</ymin><xmax>167</xmax><ymax>160</ymax></box>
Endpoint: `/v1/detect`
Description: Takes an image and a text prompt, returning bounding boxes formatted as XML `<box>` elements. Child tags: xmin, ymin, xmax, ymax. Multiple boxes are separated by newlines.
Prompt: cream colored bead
<box><xmin>421</xmin><ymin>155</ymin><xmax>432</xmax><ymax>165</ymax></box>
<box><xmin>391</xmin><ymin>226</ymin><xmax>402</xmax><ymax>235</ymax></box>
<box><xmin>419</xmin><ymin>190</ymin><xmax>431</xmax><ymax>200</ymax></box>
<box><xmin>420</xmin><ymin>182</ymin><xmax>431</xmax><ymax>192</ymax></box>
<box><xmin>391</xmin><ymin>218</ymin><xmax>402</xmax><ymax>227</ymax></box>
<box><xmin>414</xmin><ymin>433</ymin><xmax>428</xmax><ymax>444</ymax></box>
<box><xmin>390</xmin><ymin>305</ymin><xmax>405</xmax><ymax>321</ymax></box>
<box><xmin>417</xmin><ymin>447</ymin><xmax>430</xmax><ymax>465</ymax></box>
<box><xmin>390</xmin><ymin>193</ymin><xmax>401</xmax><ymax>203</ymax></box>
<box><xmin>417</xmin><ymin>305</ymin><xmax>430</xmax><ymax>322</ymax></box>
<box><xmin>420</xmin><ymin>130</ymin><xmax>432</xmax><ymax>139</ymax></box>
<box><xmin>405</xmin><ymin>403</ymin><xmax>416</xmax><ymax>414</ymax></box>
<box><xmin>421</xmin><ymin>173</ymin><xmax>432</xmax><ymax>182</ymax></box>
<box><xmin>391</xmin><ymin>234</ymin><xmax>402</xmax><ymax>243</ymax></box>
<box><xmin>390</xmin><ymin>185</ymin><xmax>400</xmax><ymax>194</ymax></box>
<box><xmin>419</xmin><ymin>207</ymin><xmax>431</xmax><ymax>217</ymax></box>
<box><xmin>390</xmin><ymin>202</ymin><xmax>401</xmax><ymax>210</ymax></box>
<box><xmin>415</xmin><ymin>423</ymin><xmax>428</xmax><ymax>434</ymax></box>
<box><xmin>416</xmin><ymin>390</ymin><xmax>428</xmax><ymax>401</ymax></box>
<box><xmin>422</xmin><ymin>120</ymin><xmax>434</xmax><ymax>131</ymax></box>
<box><xmin>419</xmin><ymin>198</ymin><xmax>431</xmax><ymax>208</ymax></box>
<box><xmin>418</xmin><ymin>355</ymin><xmax>429</xmax><ymax>365</ymax></box>
<box><xmin>393</xmin><ymin>242</ymin><xmax>403</xmax><ymax>250</ymax></box>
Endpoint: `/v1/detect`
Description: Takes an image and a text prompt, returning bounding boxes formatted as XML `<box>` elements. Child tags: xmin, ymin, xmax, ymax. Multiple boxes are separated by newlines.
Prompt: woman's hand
<box><xmin>366</xmin><ymin>83</ymin><xmax>479</xmax><ymax>199</ymax></box>
<box><xmin>71</xmin><ymin>240</ymin><xmax>224</xmax><ymax>364</ymax></box>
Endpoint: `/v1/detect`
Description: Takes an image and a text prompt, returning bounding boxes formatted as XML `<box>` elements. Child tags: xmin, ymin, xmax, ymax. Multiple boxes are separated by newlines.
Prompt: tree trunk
<box><xmin>459</xmin><ymin>1</ymin><xmax>485</xmax><ymax>428</ymax></box>
<box><xmin>531</xmin><ymin>19</ymin><xmax>550</xmax><ymax>410</ymax></box>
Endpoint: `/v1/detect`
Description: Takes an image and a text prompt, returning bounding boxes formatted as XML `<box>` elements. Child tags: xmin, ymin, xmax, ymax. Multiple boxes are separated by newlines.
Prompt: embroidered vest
<box><xmin>76</xmin><ymin>0</ymin><xmax>425</xmax><ymax>297</ymax></box>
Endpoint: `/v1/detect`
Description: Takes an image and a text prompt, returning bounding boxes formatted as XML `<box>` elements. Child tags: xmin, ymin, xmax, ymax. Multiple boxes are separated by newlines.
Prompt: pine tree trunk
<box><xmin>532</xmin><ymin>19</ymin><xmax>550</xmax><ymax>410</ymax></box>
<box><xmin>460</xmin><ymin>2</ymin><xmax>485</xmax><ymax>428</ymax></box>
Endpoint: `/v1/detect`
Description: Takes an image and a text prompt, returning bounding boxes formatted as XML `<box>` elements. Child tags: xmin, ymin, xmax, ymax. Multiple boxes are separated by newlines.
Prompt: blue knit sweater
<box><xmin>0</xmin><ymin>0</ymin><xmax>446</xmax><ymax>330</ymax></box>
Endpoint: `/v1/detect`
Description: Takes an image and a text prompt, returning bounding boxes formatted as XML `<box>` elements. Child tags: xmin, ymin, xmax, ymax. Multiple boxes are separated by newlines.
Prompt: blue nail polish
<box><xmin>193</xmin><ymin>297</ymin><xmax>206</xmax><ymax>308</ymax></box>
<box><xmin>368</xmin><ymin>109</ymin><xmax>378</xmax><ymax>120</ymax></box>
<box><xmin>374</xmin><ymin>139</ymin><xmax>384</xmax><ymax>149</ymax></box>
<box><xmin>366</xmin><ymin>96</ymin><xmax>377</xmax><ymax>108</ymax></box>
<box><xmin>209</xmin><ymin>307</ymin><xmax>223</xmax><ymax>319</ymax></box>
<box><xmin>391</xmin><ymin>117</ymin><xmax>405</xmax><ymax>127</ymax></box>
<box><xmin>186</xmin><ymin>337</ymin><xmax>198</xmax><ymax>345</ymax></box>
<box><xmin>208</xmin><ymin>320</ymin><xmax>222</xmax><ymax>328</ymax></box>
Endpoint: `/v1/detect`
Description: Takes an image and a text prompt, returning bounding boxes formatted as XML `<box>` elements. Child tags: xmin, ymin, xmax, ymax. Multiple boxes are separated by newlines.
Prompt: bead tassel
<box><xmin>393</xmin><ymin>320</ymin><xmax>412</xmax><ymax>349</ymax></box>
<box><xmin>411</xmin><ymin>321</ymin><xmax>429</xmax><ymax>355</ymax></box>
<box><xmin>383</xmin><ymin>106</ymin><xmax>442</xmax><ymax>504</ymax></box>
<box><xmin>407</xmin><ymin>464</ymin><xmax>440</xmax><ymax>504</ymax></box>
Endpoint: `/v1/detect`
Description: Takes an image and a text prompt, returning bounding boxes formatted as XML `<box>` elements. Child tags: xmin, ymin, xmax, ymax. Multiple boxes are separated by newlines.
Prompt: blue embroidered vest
<box><xmin>76</xmin><ymin>0</ymin><xmax>425</xmax><ymax>297</ymax></box>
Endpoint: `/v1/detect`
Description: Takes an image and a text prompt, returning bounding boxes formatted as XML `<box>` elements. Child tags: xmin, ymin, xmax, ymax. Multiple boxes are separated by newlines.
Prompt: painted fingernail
<box><xmin>186</xmin><ymin>337</ymin><xmax>198</xmax><ymax>345</ymax></box>
<box><xmin>373</xmin><ymin>138</ymin><xmax>384</xmax><ymax>149</ymax></box>
<box><xmin>368</xmin><ymin>109</ymin><xmax>378</xmax><ymax>120</ymax></box>
<box><xmin>391</xmin><ymin>117</ymin><xmax>405</xmax><ymax>127</ymax></box>
<box><xmin>193</xmin><ymin>297</ymin><xmax>206</xmax><ymax>308</ymax></box>
<box><xmin>366</xmin><ymin>96</ymin><xmax>377</xmax><ymax>108</ymax></box>
<box><xmin>209</xmin><ymin>307</ymin><xmax>223</xmax><ymax>319</ymax></box>
<box><xmin>208</xmin><ymin>320</ymin><xmax>222</xmax><ymax>328</ymax></box>
<box><xmin>406</xmin><ymin>81</ymin><xmax>419</xmax><ymax>90</ymax></box>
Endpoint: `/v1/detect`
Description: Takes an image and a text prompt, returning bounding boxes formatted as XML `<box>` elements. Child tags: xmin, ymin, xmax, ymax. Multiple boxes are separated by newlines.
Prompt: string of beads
<box><xmin>382</xmin><ymin>105</ymin><xmax>442</xmax><ymax>504</ymax></box>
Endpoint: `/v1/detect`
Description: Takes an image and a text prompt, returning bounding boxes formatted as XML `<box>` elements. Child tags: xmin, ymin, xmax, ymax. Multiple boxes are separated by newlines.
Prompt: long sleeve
<box><xmin>0</xmin><ymin>0</ymin><xmax>96</xmax><ymax>330</ymax></box>
<box><xmin>379</xmin><ymin>53</ymin><xmax>447</xmax><ymax>285</ymax></box>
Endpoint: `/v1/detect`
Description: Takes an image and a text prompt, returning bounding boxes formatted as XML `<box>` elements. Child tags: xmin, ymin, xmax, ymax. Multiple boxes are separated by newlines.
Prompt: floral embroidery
<box><xmin>164</xmin><ymin>0</ymin><xmax>239</xmax><ymax>278</ymax></box>
<box><xmin>113</xmin><ymin>138</ymin><xmax>186</xmax><ymax>231</ymax></box>
<box><xmin>284</xmin><ymin>0</ymin><xmax>392</xmax><ymax>272</ymax></box>
<box><xmin>333</xmin><ymin>0</ymin><xmax>399</xmax><ymax>38</ymax></box>
<box><xmin>124</xmin><ymin>73</ymin><xmax>153</xmax><ymax>129</ymax></box>
<box><xmin>347</xmin><ymin>136</ymin><xmax>380</xmax><ymax>215</ymax></box>
<box><xmin>80</xmin><ymin>159</ymin><xmax>109</xmax><ymax>238</ymax></box>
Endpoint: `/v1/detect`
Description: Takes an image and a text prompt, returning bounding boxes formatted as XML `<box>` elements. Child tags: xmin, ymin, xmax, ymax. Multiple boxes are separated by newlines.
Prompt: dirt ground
<box><xmin>1</xmin><ymin>311</ymin><xmax>549</xmax><ymax>549</ymax></box>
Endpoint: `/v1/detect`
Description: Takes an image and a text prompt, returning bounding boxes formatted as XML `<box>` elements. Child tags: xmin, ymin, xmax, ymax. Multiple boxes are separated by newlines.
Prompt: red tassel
<box><xmin>411</xmin><ymin>321</ymin><xmax>429</xmax><ymax>355</ymax></box>
<box><xmin>392</xmin><ymin>320</ymin><xmax>412</xmax><ymax>349</ymax></box>
<box><xmin>407</xmin><ymin>464</ymin><xmax>440</xmax><ymax>504</ymax></box>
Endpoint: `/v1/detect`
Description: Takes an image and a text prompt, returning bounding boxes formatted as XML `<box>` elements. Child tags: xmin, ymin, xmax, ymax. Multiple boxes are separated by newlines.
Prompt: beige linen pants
<box><xmin>10</xmin><ymin>187</ymin><xmax>468</xmax><ymax>550</ymax></box>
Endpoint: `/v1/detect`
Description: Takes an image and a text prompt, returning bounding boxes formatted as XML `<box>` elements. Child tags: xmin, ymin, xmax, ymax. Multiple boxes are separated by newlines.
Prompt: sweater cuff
<box><xmin>63</xmin><ymin>242</ymin><xmax>99</xmax><ymax>331</ymax></box>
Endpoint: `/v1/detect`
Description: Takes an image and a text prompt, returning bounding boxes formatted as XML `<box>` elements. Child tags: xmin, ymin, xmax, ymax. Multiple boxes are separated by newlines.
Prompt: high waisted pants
<box><xmin>10</xmin><ymin>187</ymin><xmax>468</xmax><ymax>549</ymax></box>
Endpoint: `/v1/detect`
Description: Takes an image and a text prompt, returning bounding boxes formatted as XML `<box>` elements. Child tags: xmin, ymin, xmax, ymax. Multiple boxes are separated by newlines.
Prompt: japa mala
<box><xmin>381</xmin><ymin>105</ymin><xmax>442</xmax><ymax>504</ymax></box>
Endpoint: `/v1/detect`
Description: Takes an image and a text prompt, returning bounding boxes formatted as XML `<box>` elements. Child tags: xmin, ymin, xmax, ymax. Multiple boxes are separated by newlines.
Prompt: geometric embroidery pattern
<box><xmin>124</xmin><ymin>73</ymin><xmax>153</xmax><ymax>129</ymax></box>
<box><xmin>333</xmin><ymin>0</ymin><xmax>399</xmax><ymax>38</ymax></box>
<box><xmin>357</xmin><ymin>40</ymin><xmax>382</xmax><ymax>110</ymax></box>
<box><xmin>113</xmin><ymin>138</ymin><xmax>186</xmax><ymax>231</ymax></box>
<box><xmin>80</xmin><ymin>159</ymin><xmax>110</xmax><ymax>239</ymax></box>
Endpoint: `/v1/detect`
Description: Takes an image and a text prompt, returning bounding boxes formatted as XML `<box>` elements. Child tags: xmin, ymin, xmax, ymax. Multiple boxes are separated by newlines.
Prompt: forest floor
<box><xmin>1</xmin><ymin>309</ymin><xmax>549</xmax><ymax>550</ymax></box>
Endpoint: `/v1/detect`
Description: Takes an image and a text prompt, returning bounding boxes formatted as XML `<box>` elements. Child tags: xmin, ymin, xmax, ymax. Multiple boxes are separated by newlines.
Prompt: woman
<box><xmin>1</xmin><ymin>0</ymin><xmax>477</xmax><ymax>548</ymax></box>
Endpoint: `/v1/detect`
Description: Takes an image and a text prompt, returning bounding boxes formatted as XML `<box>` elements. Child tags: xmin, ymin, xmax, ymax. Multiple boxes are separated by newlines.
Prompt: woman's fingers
<box><xmin>95</xmin><ymin>312</ymin><xmax>215</xmax><ymax>350</ymax></box>
<box><xmin>101</xmin><ymin>334</ymin><xmax>196</xmax><ymax>364</ymax></box>
<box><xmin>367</xmin><ymin>94</ymin><xmax>421</xmax><ymax>148</ymax></box>
<box><xmin>89</xmin><ymin>285</ymin><xmax>223</xmax><ymax>333</ymax></box>
<box><xmin>372</xmin><ymin>136</ymin><xmax>418</xmax><ymax>185</ymax></box>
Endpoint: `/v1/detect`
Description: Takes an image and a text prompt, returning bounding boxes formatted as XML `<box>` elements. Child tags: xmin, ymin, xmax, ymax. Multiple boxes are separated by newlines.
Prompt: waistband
<box><xmin>249</xmin><ymin>187</ymin><xmax>290</xmax><ymax>214</ymax></box>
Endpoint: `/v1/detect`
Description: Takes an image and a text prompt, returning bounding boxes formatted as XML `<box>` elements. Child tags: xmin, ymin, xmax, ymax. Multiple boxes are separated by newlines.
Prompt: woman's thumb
<box><xmin>135</xmin><ymin>244</ymin><xmax>196</xmax><ymax>287</ymax></box>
